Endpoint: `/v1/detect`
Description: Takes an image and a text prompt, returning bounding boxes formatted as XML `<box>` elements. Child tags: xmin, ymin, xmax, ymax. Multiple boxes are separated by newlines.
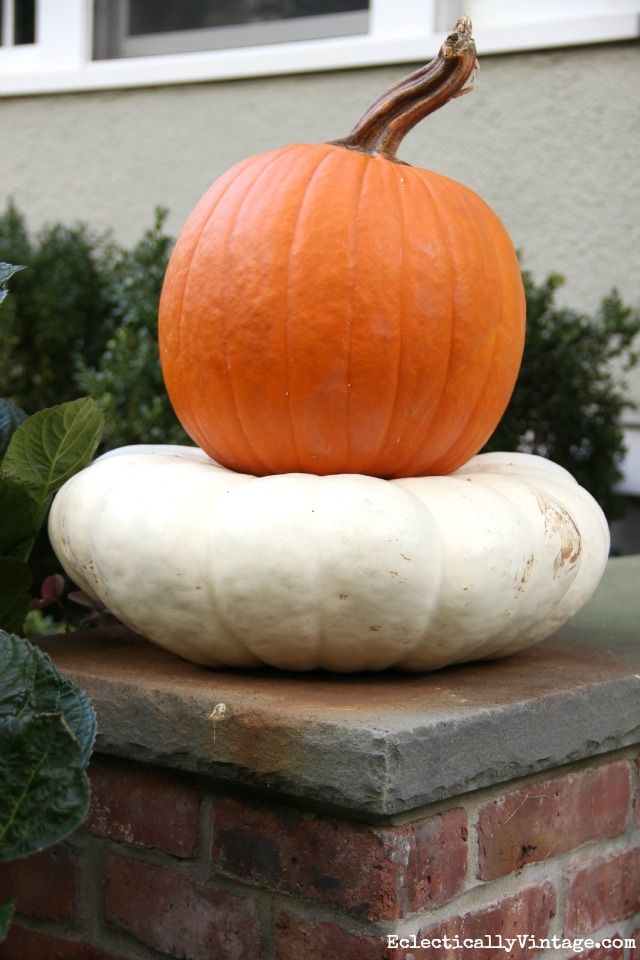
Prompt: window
<box><xmin>1</xmin><ymin>0</ymin><xmax>36</xmax><ymax>47</ymax></box>
<box><xmin>93</xmin><ymin>0</ymin><xmax>369</xmax><ymax>59</ymax></box>
<box><xmin>1</xmin><ymin>0</ymin><xmax>639</xmax><ymax>96</ymax></box>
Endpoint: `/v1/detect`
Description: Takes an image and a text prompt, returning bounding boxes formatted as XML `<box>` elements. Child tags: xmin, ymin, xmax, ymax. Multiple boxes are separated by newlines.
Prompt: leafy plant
<box><xmin>24</xmin><ymin>574</ymin><xmax>70</xmax><ymax>636</ymax></box>
<box><xmin>486</xmin><ymin>271</ymin><xmax>640</xmax><ymax>520</ymax></box>
<box><xmin>24</xmin><ymin>574</ymin><xmax>117</xmax><ymax>635</ymax></box>
<box><xmin>0</xmin><ymin>203</ymin><xmax>186</xmax><ymax>449</ymax></box>
<box><xmin>77</xmin><ymin>207</ymin><xmax>188</xmax><ymax>449</ymax></box>
<box><xmin>0</xmin><ymin>264</ymin><xmax>101</xmax><ymax>943</ymax></box>
<box><xmin>0</xmin><ymin>262</ymin><xmax>25</xmax><ymax>308</ymax></box>
<box><xmin>0</xmin><ymin>396</ymin><xmax>104</xmax><ymax>633</ymax></box>
<box><xmin>0</xmin><ymin>631</ymin><xmax>97</xmax><ymax>941</ymax></box>
<box><xmin>0</xmin><ymin>203</ymin><xmax>113</xmax><ymax>413</ymax></box>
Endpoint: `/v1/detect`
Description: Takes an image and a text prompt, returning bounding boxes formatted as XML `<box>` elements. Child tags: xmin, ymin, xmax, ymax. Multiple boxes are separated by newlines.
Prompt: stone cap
<box><xmin>40</xmin><ymin>556</ymin><xmax>640</xmax><ymax>818</ymax></box>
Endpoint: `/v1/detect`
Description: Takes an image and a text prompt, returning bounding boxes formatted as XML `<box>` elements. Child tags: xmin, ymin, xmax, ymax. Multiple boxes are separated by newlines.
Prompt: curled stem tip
<box><xmin>332</xmin><ymin>17</ymin><xmax>478</xmax><ymax>163</ymax></box>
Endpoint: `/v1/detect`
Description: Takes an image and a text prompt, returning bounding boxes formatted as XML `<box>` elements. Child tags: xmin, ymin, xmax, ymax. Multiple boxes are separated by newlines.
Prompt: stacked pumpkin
<box><xmin>49</xmin><ymin>19</ymin><xmax>609</xmax><ymax>672</ymax></box>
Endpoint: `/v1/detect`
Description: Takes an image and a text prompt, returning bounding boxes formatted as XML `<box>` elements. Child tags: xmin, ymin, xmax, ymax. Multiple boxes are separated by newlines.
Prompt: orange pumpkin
<box><xmin>159</xmin><ymin>18</ymin><xmax>525</xmax><ymax>479</ymax></box>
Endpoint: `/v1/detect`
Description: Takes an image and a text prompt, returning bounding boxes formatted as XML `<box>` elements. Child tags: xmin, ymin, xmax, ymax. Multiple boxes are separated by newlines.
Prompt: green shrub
<box><xmin>0</xmin><ymin>201</ymin><xmax>187</xmax><ymax>450</ymax></box>
<box><xmin>77</xmin><ymin>208</ymin><xmax>187</xmax><ymax>449</ymax></box>
<box><xmin>485</xmin><ymin>271</ymin><xmax>640</xmax><ymax>520</ymax></box>
<box><xmin>0</xmin><ymin>201</ymin><xmax>113</xmax><ymax>413</ymax></box>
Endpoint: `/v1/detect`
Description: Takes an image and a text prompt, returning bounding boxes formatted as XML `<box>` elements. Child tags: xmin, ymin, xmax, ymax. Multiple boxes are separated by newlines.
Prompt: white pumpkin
<box><xmin>48</xmin><ymin>446</ymin><xmax>609</xmax><ymax>672</ymax></box>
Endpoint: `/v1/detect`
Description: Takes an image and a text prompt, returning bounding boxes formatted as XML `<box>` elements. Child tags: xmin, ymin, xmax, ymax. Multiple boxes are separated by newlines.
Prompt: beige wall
<box><xmin>1</xmin><ymin>40</ymin><xmax>639</xmax><ymax>397</ymax></box>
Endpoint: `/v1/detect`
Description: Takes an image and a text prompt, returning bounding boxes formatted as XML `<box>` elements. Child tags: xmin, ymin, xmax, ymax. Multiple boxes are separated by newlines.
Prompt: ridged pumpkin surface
<box><xmin>48</xmin><ymin>446</ymin><xmax>609</xmax><ymax>672</ymax></box>
<box><xmin>159</xmin><ymin>142</ymin><xmax>525</xmax><ymax>478</ymax></box>
<box><xmin>159</xmin><ymin>18</ymin><xmax>525</xmax><ymax>478</ymax></box>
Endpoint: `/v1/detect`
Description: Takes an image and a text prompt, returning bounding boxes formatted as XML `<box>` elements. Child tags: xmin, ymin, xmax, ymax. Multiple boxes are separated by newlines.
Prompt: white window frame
<box><xmin>1</xmin><ymin>0</ymin><xmax>639</xmax><ymax>96</ymax></box>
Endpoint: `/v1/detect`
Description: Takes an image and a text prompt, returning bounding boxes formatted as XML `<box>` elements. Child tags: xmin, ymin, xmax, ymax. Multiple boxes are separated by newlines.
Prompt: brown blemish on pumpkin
<box><xmin>534</xmin><ymin>492</ymin><xmax>582</xmax><ymax>579</ymax></box>
<box><xmin>518</xmin><ymin>555</ymin><xmax>536</xmax><ymax>584</ymax></box>
<box><xmin>554</xmin><ymin>541</ymin><xmax>582</xmax><ymax>577</ymax></box>
<box><xmin>82</xmin><ymin>558</ymin><xmax>100</xmax><ymax>587</ymax></box>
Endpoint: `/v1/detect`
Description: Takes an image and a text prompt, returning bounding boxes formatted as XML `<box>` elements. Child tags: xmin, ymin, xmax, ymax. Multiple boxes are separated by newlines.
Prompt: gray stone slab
<box><xmin>39</xmin><ymin>556</ymin><xmax>640</xmax><ymax>818</ymax></box>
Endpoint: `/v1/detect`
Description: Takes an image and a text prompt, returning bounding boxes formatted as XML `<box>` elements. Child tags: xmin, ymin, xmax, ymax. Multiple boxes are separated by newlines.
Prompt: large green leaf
<box><xmin>0</xmin><ymin>477</ymin><xmax>35</xmax><ymax>556</ymax></box>
<box><xmin>0</xmin><ymin>559</ymin><xmax>31</xmax><ymax>635</ymax></box>
<box><xmin>0</xmin><ymin>399</ymin><xmax>28</xmax><ymax>461</ymax></box>
<box><xmin>0</xmin><ymin>263</ymin><xmax>25</xmax><ymax>285</ymax></box>
<box><xmin>1</xmin><ymin>398</ymin><xmax>104</xmax><ymax>529</ymax></box>
<box><xmin>0</xmin><ymin>632</ymin><xmax>96</xmax><ymax>767</ymax></box>
<box><xmin>0</xmin><ymin>263</ymin><xmax>25</xmax><ymax>308</ymax></box>
<box><xmin>0</xmin><ymin>900</ymin><xmax>14</xmax><ymax>943</ymax></box>
<box><xmin>0</xmin><ymin>711</ymin><xmax>90</xmax><ymax>862</ymax></box>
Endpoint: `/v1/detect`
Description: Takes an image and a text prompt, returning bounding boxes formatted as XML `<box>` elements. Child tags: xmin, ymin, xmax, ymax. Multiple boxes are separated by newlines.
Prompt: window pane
<box><xmin>14</xmin><ymin>0</ymin><xmax>36</xmax><ymax>44</ymax></box>
<box><xmin>128</xmin><ymin>0</ymin><xmax>368</xmax><ymax>36</ymax></box>
<box><xmin>93</xmin><ymin>0</ymin><xmax>369</xmax><ymax>59</ymax></box>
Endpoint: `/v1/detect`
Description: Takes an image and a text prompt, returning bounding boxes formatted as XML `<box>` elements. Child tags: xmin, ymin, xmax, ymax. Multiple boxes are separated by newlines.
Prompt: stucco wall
<box><xmin>1</xmin><ymin>40</ymin><xmax>639</xmax><ymax>397</ymax></box>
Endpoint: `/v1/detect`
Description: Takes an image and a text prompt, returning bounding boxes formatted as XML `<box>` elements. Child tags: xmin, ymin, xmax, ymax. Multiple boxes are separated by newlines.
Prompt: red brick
<box><xmin>477</xmin><ymin>762</ymin><xmax>632</xmax><ymax>880</ymax></box>
<box><xmin>565</xmin><ymin>847</ymin><xmax>640</xmax><ymax>935</ymax></box>
<box><xmin>85</xmin><ymin>757</ymin><xmax>199</xmax><ymax>857</ymax></box>
<box><xmin>275</xmin><ymin>912</ymin><xmax>390</xmax><ymax>960</ymax></box>
<box><xmin>414</xmin><ymin>881</ymin><xmax>556</xmax><ymax>960</ymax></box>
<box><xmin>105</xmin><ymin>854</ymin><xmax>262</xmax><ymax>960</ymax></box>
<box><xmin>0</xmin><ymin>924</ymin><xmax>128</xmax><ymax>960</ymax></box>
<box><xmin>212</xmin><ymin>793</ymin><xmax>467</xmax><ymax>920</ymax></box>
<box><xmin>0</xmin><ymin>843</ymin><xmax>79</xmax><ymax>921</ymax></box>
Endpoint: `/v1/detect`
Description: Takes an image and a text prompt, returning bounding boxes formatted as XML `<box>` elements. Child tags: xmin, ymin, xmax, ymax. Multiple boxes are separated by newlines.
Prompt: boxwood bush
<box><xmin>0</xmin><ymin>201</ymin><xmax>113</xmax><ymax>414</ymax></box>
<box><xmin>486</xmin><ymin>270</ymin><xmax>639</xmax><ymax>521</ymax></box>
<box><xmin>77</xmin><ymin>207</ymin><xmax>187</xmax><ymax>449</ymax></box>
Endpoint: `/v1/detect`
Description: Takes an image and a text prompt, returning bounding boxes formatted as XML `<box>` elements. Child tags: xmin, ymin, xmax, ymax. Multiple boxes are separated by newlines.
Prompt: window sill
<box><xmin>1</xmin><ymin>12</ymin><xmax>639</xmax><ymax>96</ymax></box>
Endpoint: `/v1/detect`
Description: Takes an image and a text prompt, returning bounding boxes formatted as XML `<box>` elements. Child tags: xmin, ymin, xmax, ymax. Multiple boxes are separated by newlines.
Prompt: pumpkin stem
<box><xmin>331</xmin><ymin>16</ymin><xmax>478</xmax><ymax>163</ymax></box>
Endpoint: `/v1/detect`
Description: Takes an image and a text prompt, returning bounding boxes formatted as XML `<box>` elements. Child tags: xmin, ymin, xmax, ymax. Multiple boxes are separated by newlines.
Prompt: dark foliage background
<box><xmin>485</xmin><ymin>270</ymin><xmax>639</xmax><ymax>520</ymax></box>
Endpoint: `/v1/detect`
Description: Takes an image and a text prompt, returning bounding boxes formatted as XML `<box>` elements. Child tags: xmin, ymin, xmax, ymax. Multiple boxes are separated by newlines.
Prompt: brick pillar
<box><xmin>2</xmin><ymin>558</ymin><xmax>639</xmax><ymax>958</ymax></box>
<box><xmin>1</xmin><ymin>751</ymin><xmax>639</xmax><ymax>960</ymax></box>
